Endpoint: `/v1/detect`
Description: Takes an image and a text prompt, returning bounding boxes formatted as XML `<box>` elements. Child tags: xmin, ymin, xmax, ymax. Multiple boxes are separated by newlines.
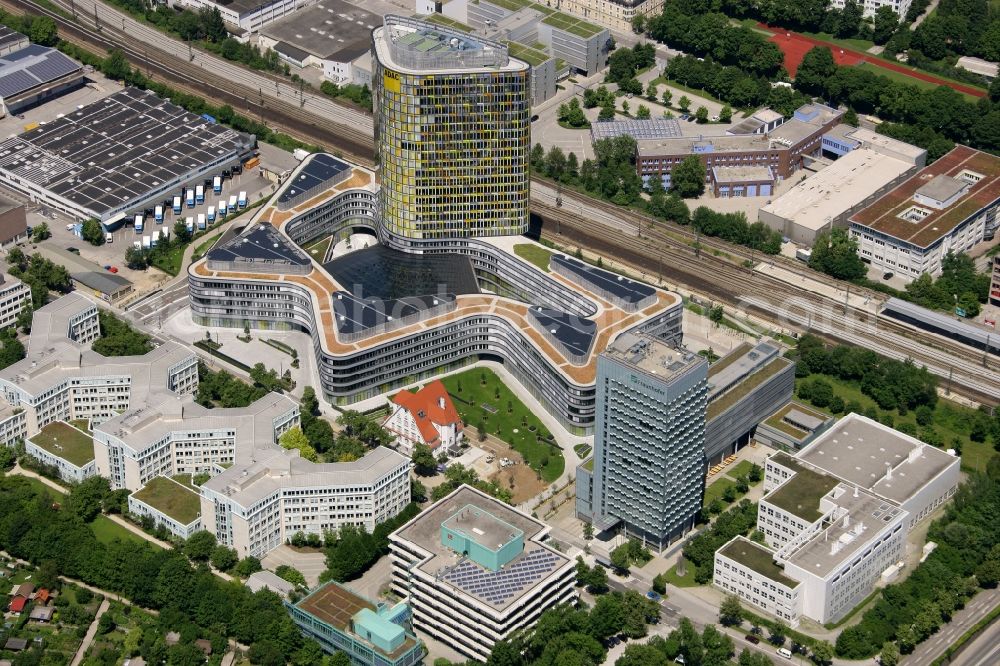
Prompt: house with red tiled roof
<box><xmin>8</xmin><ymin>595</ymin><xmax>26</xmax><ymax>613</ymax></box>
<box><xmin>383</xmin><ymin>380</ymin><xmax>464</xmax><ymax>456</ymax></box>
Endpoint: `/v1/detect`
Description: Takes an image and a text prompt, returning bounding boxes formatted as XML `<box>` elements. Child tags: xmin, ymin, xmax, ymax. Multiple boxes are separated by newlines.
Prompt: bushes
<box><xmin>690</xmin><ymin>206</ymin><xmax>782</xmax><ymax>255</ymax></box>
<box><xmin>92</xmin><ymin>311</ymin><xmax>154</xmax><ymax>357</ymax></box>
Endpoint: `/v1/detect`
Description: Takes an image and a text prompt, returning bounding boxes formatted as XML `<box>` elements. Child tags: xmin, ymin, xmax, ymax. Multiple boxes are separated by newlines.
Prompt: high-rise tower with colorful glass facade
<box><xmin>371</xmin><ymin>15</ymin><xmax>530</xmax><ymax>245</ymax></box>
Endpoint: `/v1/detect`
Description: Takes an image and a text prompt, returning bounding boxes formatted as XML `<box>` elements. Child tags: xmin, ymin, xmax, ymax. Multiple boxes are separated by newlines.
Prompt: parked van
<box><xmin>105</xmin><ymin>232</ymin><xmax>113</xmax><ymax>244</ymax></box>
<box><xmin>777</xmin><ymin>648</ymin><xmax>792</xmax><ymax>660</ymax></box>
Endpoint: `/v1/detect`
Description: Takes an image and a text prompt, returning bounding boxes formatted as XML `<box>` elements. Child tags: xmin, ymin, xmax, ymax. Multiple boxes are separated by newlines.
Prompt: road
<box><xmin>904</xmin><ymin>588</ymin><xmax>1000</xmax><ymax>666</ymax></box>
<box><xmin>948</xmin><ymin>614</ymin><xmax>1000</xmax><ymax>666</ymax></box>
<box><xmin>69</xmin><ymin>598</ymin><xmax>110</xmax><ymax>666</ymax></box>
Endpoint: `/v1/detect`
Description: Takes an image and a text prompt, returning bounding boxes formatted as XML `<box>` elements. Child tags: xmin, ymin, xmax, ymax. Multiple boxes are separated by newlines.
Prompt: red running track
<box><xmin>757</xmin><ymin>23</ymin><xmax>986</xmax><ymax>98</ymax></box>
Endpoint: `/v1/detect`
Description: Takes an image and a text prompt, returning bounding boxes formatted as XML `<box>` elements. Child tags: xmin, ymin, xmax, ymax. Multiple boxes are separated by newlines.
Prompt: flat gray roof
<box><xmin>605</xmin><ymin>332</ymin><xmax>704</xmax><ymax>381</ymax></box>
<box><xmin>0</xmin><ymin>43</ymin><xmax>81</xmax><ymax>100</ymax></box>
<box><xmin>916</xmin><ymin>174</ymin><xmax>966</xmax><ymax>203</ymax></box>
<box><xmin>796</xmin><ymin>413</ymin><xmax>958</xmax><ymax>505</ymax></box>
<box><xmin>260</xmin><ymin>0</ymin><xmax>379</xmax><ymax>61</ymax></box>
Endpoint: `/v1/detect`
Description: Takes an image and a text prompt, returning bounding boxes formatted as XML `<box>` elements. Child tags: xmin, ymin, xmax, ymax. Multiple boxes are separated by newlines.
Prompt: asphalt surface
<box><xmin>948</xmin><ymin>614</ymin><xmax>1000</xmax><ymax>666</ymax></box>
<box><xmin>904</xmin><ymin>588</ymin><xmax>1000</xmax><ymax>666</ymax></box>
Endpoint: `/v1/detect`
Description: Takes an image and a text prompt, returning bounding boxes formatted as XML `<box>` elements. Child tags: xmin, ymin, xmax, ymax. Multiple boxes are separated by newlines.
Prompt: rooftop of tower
<box><xmin>373</xmin><ymin>14</ymin><xmax>528</xmax><ymax>75</ymax></box>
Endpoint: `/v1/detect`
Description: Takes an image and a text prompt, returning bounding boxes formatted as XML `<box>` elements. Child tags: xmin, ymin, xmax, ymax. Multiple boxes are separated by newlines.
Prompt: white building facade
<box><xmin>830</xmin><ymin>0</ymin><xmax>912</xmax><ymax>19</ymax></box>
<box><xmin>0</xmin><ymin>274</ymin><xmax>29</xmax><ymax>331</ymax></box>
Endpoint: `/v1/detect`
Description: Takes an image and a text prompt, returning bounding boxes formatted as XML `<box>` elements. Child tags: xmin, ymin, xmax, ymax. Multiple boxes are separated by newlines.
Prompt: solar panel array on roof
<box><xmin>551</xmin><ymin>254</ymin><xmax>655</xmax><ymax>305</ymax></box>
<box><xmin>332</xmin><ymin>292</ymin><xmax>455</xmax><ymax>336</ymax></box>
<box><xmin>0</xmin><ymin>88</ymin><xmax>254</xmax><ymax>221</ymax></box>
<box><xmin>528</xmin><ymin>305</ymin><xmax>596</xmax><ymax>360</ymax></box>
<box><xmin>278</xmin><ymin>153</ymin><xmax>351</xmax><ymax>206</ymax></box>
<box><xmin>208</xmin><ymin>222</ymin><xmax>311</xmax><ymax>267</ymax></box>
<box><xmin>324</xmin><ymin>245</ymin><xmax>480</xmax><ymax>300</ymax></box>
<box><xmin>0</xmin><ymin>43</ymin><xmax>81</xmax><ymax>99</ymax></box>
<box><xmin>590</xmin><ymin>118</ymin><xmax>683</xmax><ymax>141</ymax></box>
<box><xmin>442</xmin><ymin>549</ymin><xmax>562</xmax><ymax>608</ymax></box>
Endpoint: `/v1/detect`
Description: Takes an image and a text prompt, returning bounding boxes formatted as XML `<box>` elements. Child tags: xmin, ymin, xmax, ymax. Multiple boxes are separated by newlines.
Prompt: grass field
<box><xmin>90</xmin><ymin>516</ymin><xmax>159</xmax><ymax>548</ymax></box>
<box><xmin>440</xmin><ymin>368</ymin><xmax>564</xmax><ymax>482</ymax></box>
<box><xmin>856</xmin><ymin>62</ymin><xmax>982</xmax><ymax>101</ymax></box>
<box><xmin>650</xmin><ymin>76</ymin><xmax>726</xmax><ymax>107</ymax></box>
<box><xmin>662</xmin><ymin>560</ymin><xmax>699</xmax><ymax>587</ymax></box>
<box><xmin>29</xmin><ymin>421</ymin><xmax>94</xmax><ymax>467</ymax></box>
<box><xmin>131</xmin><ymin>476</ymin><xmax>200</xmax><ymax>524</ymax></box>
<box><xmin>304</xmin><ymin>235</ymin><xmax>333</xmax><ymax>261</ymax></box>
<box><xmin>514</xmin><ymin>243</ymin><xmax>553</xmax><ymax>272</ymax></box>
<box><xmin>796</xmin><ymin>374</ymin><xmax>994</xmax><ymax>472</ymax></box>
<box><xmin>703</xmin><ymin>477</ymin><xmax>738</xmax><ymax>507</ymax></box>
<box><xmin>192</xmin><ymin>232</ymin><xmax>224</xmax><ymax>261</ymax></box>
<box><xmin>725</xmin><ymin>460</ymin><xmax>757</xmax><ymax>481</ymax></box>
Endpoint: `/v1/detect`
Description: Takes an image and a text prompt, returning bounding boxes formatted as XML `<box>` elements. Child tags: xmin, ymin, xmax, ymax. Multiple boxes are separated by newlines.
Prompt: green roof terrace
<box><xmin>131</xmin><ymin>476</ymin><xmax>201</xmax><ymax>525</ymax></box>
<box><xmin>29</xmin><ymin>421</ymin><xmax>94</xmax><ymax>467</ymax></box>
<box><xmin>720</xmin><ymin>537</ymin><xmax>799</xmax><ymax>588</ymax></box>
<box><xmin>764</xmin><ymin>464</ymin><xmax>839</xmax><ymax>523</ymax></box>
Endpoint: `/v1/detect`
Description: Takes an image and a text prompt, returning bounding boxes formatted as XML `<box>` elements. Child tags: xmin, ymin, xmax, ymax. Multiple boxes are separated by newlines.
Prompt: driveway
<box><xmin>261</xmin><ymin>545</ymin><xmax>326</xmax><ymax>588</ymax></box>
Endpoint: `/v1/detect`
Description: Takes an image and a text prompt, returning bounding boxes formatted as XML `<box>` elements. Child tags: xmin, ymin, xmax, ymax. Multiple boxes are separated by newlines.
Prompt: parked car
<box><xmin>745</xmin><ymin>634</ymin><xmax>760</xmax><ymax>645</ymax></box>
<box><xmin>646</xmin><ymin>591</ymin><xmax>661</xmax><ymax>601</ymax></box>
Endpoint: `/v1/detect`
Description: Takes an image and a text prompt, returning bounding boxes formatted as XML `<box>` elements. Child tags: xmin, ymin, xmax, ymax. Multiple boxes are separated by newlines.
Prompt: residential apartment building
<box><xmin>372</xmin><ymin>15</ymin><xmax>531</xmax><ymax>242</ymax></box>
<box><xmin>0</xmin><ymin>293</ymin><xmax>197</xmax><ymax>440</ymax></box>
<box><xmin>93</xmin><ymin>392</ymin><xmax>300</xmax><ymax>491</ymax></box>
<box><xmin>201</xmin><ymin>445</ymin><xmax>410</xmax><ymax>558</ymax></box>
<box><xmin>714</xmin><ymin>413</ymin><xmax>961</xmax><ymax>626</ymax></box>
<box><xmin>383</xmin><ymin>379</ymin><xmax>464</xmax><ymax>455</ymax></box>
<box><xmin>388</xmin><ymin>485</ymin><xmax>576</xmax><ymax>661</ymax></box>
<box><xmin>850</xmin><ymin>146</ymin><xmax>1000</xmax><ymax>281</ymax></box>
<box><xmin>576</xmin><ymin>333</ymin><xmax>707</xmax><ymax>550</ymax></box>
<box><xmin>288</xmin><ymin>582</ymin><xmax>424</xmax><ymax>666</ymax></box>
<box><xmin>0</xmin><ymin>274</ymin><xmax>29</xmax><ymax>330</ymax></box>
<box><xmin>830</xmin><ymin>0</ymin><xmax>912</xmax><ymax>19</ymax></box>
<box><xmin>637</xmin><ymin>104</ymin><xmax>843</xmax><ymax>195</ymax></box>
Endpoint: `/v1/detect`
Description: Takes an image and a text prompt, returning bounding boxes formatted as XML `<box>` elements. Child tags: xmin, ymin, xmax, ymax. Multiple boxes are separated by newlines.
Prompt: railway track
<box><xmin>533</xmin><ymin>202</ymin><xmax>999</xmax><ymax>405</ymax></box>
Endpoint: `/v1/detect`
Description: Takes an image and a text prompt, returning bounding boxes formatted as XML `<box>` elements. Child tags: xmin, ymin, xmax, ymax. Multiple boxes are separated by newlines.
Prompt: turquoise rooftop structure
<box><xmin>287</xmin><ymin>581</ymin><xmax>423</xmax><ymax>666</ymax></box>
<box><xmin>441</xmin><ymin>504</ymin><xmax>525</xmax><ymax>572</ymax></box>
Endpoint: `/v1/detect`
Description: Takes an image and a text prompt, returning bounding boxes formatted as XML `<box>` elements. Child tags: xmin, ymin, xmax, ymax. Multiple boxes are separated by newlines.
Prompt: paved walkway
<box><xmin>905</xmin><ymin>588</ymin><xmax>1000</xmax><ymax>665</ymax></box>
<box><xmin>69</xmin><ymin>598</ymin><xmax>110</xmax><ymax>666</ymax></box>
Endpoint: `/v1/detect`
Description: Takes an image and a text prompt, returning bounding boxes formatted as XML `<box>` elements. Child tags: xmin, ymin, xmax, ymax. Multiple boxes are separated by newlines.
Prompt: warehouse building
<box><xmin>0</xmin><ymin>27</ymin><xmax>28</xmax><ymax>57</ymax></box>
<box><xmin>714</xmin><ymin>413</ymin><xmax>960</xmax><ymax>626</ymax></box>
<box><xmin>258</xmin><ymin>0</ymin><xmax>380</xmax><ymax>83</ymax></box>
<box><xmin>170</xmin><ymin>0</ymin><xmax>305</xmax><ymax>34</ymax></box>
<box><xmin>759</xmin><ymin>127</ymin><xmax>926</xmax><ymax>245</ymax></box>
<box><xmin>0</xmin><ymin>42</ymin><xmax>83</xmax><ymax>117</ymax></box>
<box><xmin>35</xmin><ymin>245</ymin><xmax>134</xmax><ymax>304</ymax></box>
<box><xmin>0</xmin><ymin>195</ymin><xmax>27</xmax><ymax>247</ymax></box>
<box><xmin>0</xmin><ymin>88</ymin><xmax>255</xmax><ymax>226</ymax></box>
<box><xmin>389</xmin><ymin>485</ymin><xmax>576</xmax><ymax>661</ymax></box>
<box><xmin>849</xmin><ymin>145</ymin><xmax>1000</xmax><ymax>280</ymax></box>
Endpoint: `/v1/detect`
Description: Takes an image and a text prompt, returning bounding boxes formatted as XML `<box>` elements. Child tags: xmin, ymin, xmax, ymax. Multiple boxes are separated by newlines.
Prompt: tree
<box><xmin>811</xmin><ymin>640</ymin><xmax>834</xmax><ymax>665</ymax></box>
<box><xmin>101</xmin><ymin>49</ymin><xmax>132</xmax><ymax>81</ymax></box>
<box><xmin>636</xmin><ymin>104</ymin><xmax>651</xmax><ymax>119</ymax></box>
<box><xmin>795</xmin><ymin>47</ymin><xmax>837</xmax><ymax>97</ymax></box>
<box><xmin>844</xmin><ymin>108</ymin><xmax>859</xmax><ymax>127</ymax></box>
<box><xmin>719</xmin><ymin>105</ymin><xmax>732</xmax><ymax>123</ymax></box>
<box><xmin>411</xmin><ymin>443</ymin><xmax>437</xmax><ymax>476</ymax></box>
<box><xmin>530</xmin><ymin>143</ymin><xmax>546</xmax><ymax>172</ymax></box>
<box><xmin>274</xmin><ymin>565</ymin><xmax>307</xmax><ymax>588</ymax></box>
<box><xmin>558</xmin><ymin>98</ymin><xmax>589</xmax><ymax>128</ymax></box>
<box><xmin>646</xmin><ymin>82</ymin><xmax>659</xmax><ymax>101</ymax></box>
<box><xmin>631</xmin><ymin>13</ymin><xmax>647</xmax><ymax>35</ymax></box>
<box><xmin>670</xmin><ymin>155</ymin><xmax>705</xmax><ymax>198</ymax></box>
<box><xmin>679</xmin><ymin>95</ymin><xmax>691</xmax><ymax>112</ymax></box>
<box><xmin>184</xmin><ymin>531</ymin><xmax>217</xmax><ymax>561</ymax></box>
<box><xmin>769</xmin><ymin>620</ymin><xmax>788</xmax><ymax>646</ymax></box>
<box><xmin>837</xmin><ymin>0</ymin><xmax>865</xmax><ymax>38</ymax></box>
<box><xmin>809</xmin><ymin>228</ymin><xmax>866</xmax><ymax>280</ymax></box>
<box><xmin>81</xmin><ymin>218</ymin><xmax>105</xmax><ymax>246</ymax></box>
<box><xmin>279</xmin><ymin>427</ymin><xmax>317</xmax><ymax>462</ymax></box>
<box><xmin>719</xmin><ymin>594</ymin><xmax>742</xmax><ymax>626</ymax></box>
<box><xmin>879</xmin><ymin>642</ymin><xmax>900</xmax><ymax>666</ymax></box>
<box><xmin>662</xmin><ymin>89</ymin><xmax>673</xmax><ymax>107</ymax></box>
<box><xmin>202</xmin><ymin>7</ymin><xmax>227</xmax><ymax>42</ymax></box>
<box><xmin>173</xmin><ymin>220</ymin><xmax>192</xmax><ymax>244</ymax></box>
<box><xmin>610</xmin><ymin>544</ymin><xmax>631</xmax><ymax>573</ymax></box>
<box><xmin>739</xmin><ymin>649</ymin><xmax>773</xmax><ymax>666</ymax></box>
<box><xmin>545</xmin><ymin>147</ymin><xmax>568</xmax><ymax>181</ymax></box>
<box><xmin>125</xmin><ymin>245</ymin><xmax>149</xmax><ymax>270</ymax></box>
<box><xmin>233</xmin><ymin>556</ymin><xmax>262</xmax><ymax>577</ymax></box>
<box><xmin>702</xmin><ymin>624</ymin><xmax>734</xmax><ymax>666</ymax></box>
<box><xmin>695</xmin><ymin>106</ymin><xmax>708</xmax><ymax>123</ymax></box>
<box><xmin>617</xmin><ymin>644</ymin><xmax>668</xmax><ymax>666</ymax></box>
<box><xmin>65</xmin><ymin>476</ymin><xmax>110</xmax><ymax>522</ymax></box>
<box><xmin>27</xmin><ymin>16</ymin><xmax>57</xmax><ymax>46</ymax></box>
<box><xmin>31</xmin><ymin>223</ymin><xmax>50</xmax><ymax>242</ymax></box>
<box><xmin>872</xmin><ymin>6</ymin><xmax>899</xmax><ymax>45</ymax></box>
<box><xmin>210</xmin><ymin>545</ymin><xmax>238</xmax><ymax>572</ymax></box>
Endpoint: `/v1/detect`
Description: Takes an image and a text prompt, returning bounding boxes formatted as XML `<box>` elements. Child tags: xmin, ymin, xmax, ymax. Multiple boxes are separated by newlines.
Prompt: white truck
<box><xmin>197</xmin><ymin>214</ymin><xmax>206</xmax><ymax>230</ymax></box>
<box><xmin>237</xmin><ymin>191</ymin><xmax>247</xmax><ymax>208</ymax></box>
<box><xmin>133</xmin><ymin>214</ymin><xmax>143</xmax><ymax>233</ymax></box>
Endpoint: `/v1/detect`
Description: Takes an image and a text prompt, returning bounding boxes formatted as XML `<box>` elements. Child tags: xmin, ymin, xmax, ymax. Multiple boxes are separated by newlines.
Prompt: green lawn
<box><xmin>573</xmin><ymin>443</ymin><xmax>592</xmax><ymax>458</ymax></box>
<box><xmin>662</xmin><ymin>560</ymin><xmax>699</xmax><ymax>587</ymax></box>
<box><xmin>725</xmin><ymin>460</ymin><xmax>757</xmax><ymax>482</ymax></box>
<box><xmin>799</xmin><ymin>30</ymin><xmax>875</xmax><ymax>53</ymax></box>
<box><xmin>131</xmin><ymin>476</ymin><xmax>200</xmax><ymax>524</ymax></box>
<box><xmin>649</xmin><ymin>76</ymin><xmax>726</xmax><ymax>107</ymax></box>
<box><xmin>796</xmin><ymin>374</ymin><xmax>994</xmax><ymax>472</ymax></box>
<box><xmin>440</xmin><ymin>369</ymin><xmax>564</xmax><ymax>482</ymax></box>
<box><xmin>151</xmin><ymin>245</ymin><xmax>185</xmax><ymax>276</ymax></box>
<box><xmin>68</xmin><ymin>418</ymin><xmax>90</xmax><ymax>431</ymax></box>
<box><xmin>11</xmin><ymin>474</ymin><xmax>65</xmax><ymax>499</ymax></box>
<box><xmin>856</xmin><ymin>63</ymin><xmax>982</xmax><ymax>101</ymax></box>
<box><xmin>703</xmin><ymin>477</ymin><xmax>738</xmax><ymax>507</ymax></box>
<box><xmin>29</xmin><ymin>421</ymin><xmax>94</xmax><ymax>467</ymax></box>
<box><xmin>303</xmin><ymin>235</ymin><xmax>333</xmax><ymax>261</ymax></box>
<box><xmin>192</xmin><ymin>232</ymin><xmax>224</xmax><ymax>261</ymax></box>
<box><xmin>90</xmin><ymin>515</ymin><xmax>160</xmax><ymax>548</ymax></box>
<box><xmin>514</xmin><ymin>243</ymin><xmax>553</xmax><ymax>272</ymax></box>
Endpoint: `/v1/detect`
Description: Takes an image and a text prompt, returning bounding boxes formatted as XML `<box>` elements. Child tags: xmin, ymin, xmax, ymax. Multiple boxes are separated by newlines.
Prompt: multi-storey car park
<box><xmin>388</xmin><ymin>485</ymin><xmax>576</xmax><ymax>661</ymax></box>
<box><xmin>188</xmin><ymin>152</ymin><xmax>682</xmax><ymax>434</ymax></box>
<box><xmin>713</xmin><ymin>413</ymin><xmax>960</xmax><ymax>627</ymax></box>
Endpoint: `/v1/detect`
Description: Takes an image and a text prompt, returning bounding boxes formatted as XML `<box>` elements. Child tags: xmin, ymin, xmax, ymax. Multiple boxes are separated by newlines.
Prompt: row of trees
<box><xmin>836</xmin><ymin>463</ymin><xmax>1000</xmax><ymax>657</ymax></box>
<box><xmin>689</xmin><ymin>206</ymin><xmax>783</xmax><ymax>255</ymax></box>
<box><xmin>794</xmin><ymin>334</ymin><xmax>938</xmax><ymax>412</ymax></box>
<box><xmin>0</xmin><ymin>475</ymin><xmax>322</xmax><ymax>666</ymax></box>
<box><xmin>605</xmin><ymin>43</ymin><xmax>657</xmax><ymax>92</ymax></box>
